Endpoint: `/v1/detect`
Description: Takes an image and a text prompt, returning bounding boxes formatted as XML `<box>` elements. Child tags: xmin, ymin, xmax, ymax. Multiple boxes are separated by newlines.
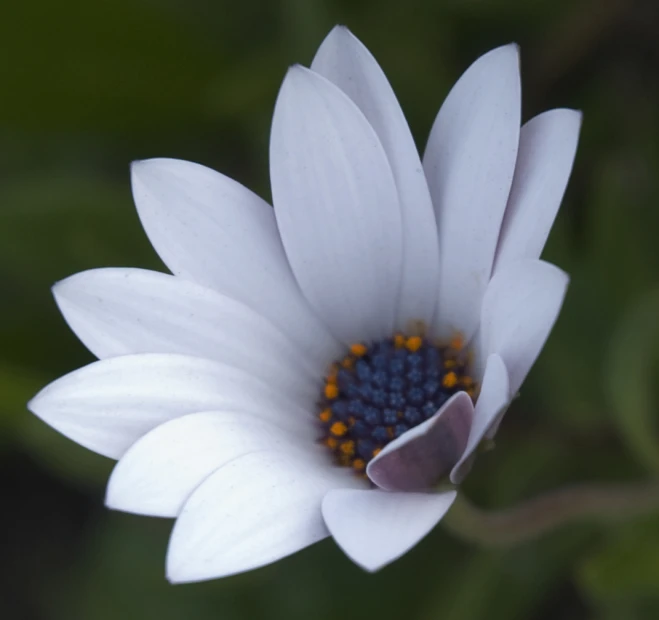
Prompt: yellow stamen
<box><xmin>352</xmin><ymin>458</ymin><xmax>366</xmax><ymax>471</ymax></box>
<box><xmin>386</xmin><ymin>426</ymin><xmax>394</xmax><ymax>438</ymax></box>
<box><xmin>341</xmin><ymin>356</ymin><xmax>355</xmax><ymax>369</ymax></box>
<box><xmin>450</xmin><ymin>333</ymin><xmax>464</xmax><ymax>351</ymax></box>
<box><xmin>319</xmin><ymin>408</ymin><xmax>332</xmax><ymax>423</ymax></box>
<box><xmin>350</xmin><ymin>343</ymin><xmax>368</xmax><ymax>357</ymax></box>
<box><xmin>326</xmin><ymin>365</ymin><xmax>338</xmax><ymax>385</ymax></box>
<box><xmin>340</xmin><ymin>440</ymin><xmax>355</xmax><ymax>457</ymax></box>
<box><xmin>394</xmin><ymin>333</ymin><xmax>405</xmax><ymax>348</ymax></box>
<box><xmin>339</xmin><ymin>454</ymin><xmax>352</xmax><ymax>466</ymax></box>
<box><xmin>324</xmin><ymin>437</ymin><xmax>339</xmax><ymax>450</ymax></box>
<box><xmin>442</xmin><ymin>371</ymin><xmax>458</xmax><ymax>389</ymax></box>
<box><xmin>444</xmin><ymin>359</ymin><xmax>456</xmax><ymax>369</ymax></box>
<box><xmin>405</xmin><ymin>336</ymin><xmax>423</xmax><ymax>352</ymax></box>
<box><xmin>330</xmin><ymin>421</ymin><xmax>348</xmax><ymax>437</ymax></box>
<box><xmin>462</xmin><ymin>376</ymin><xmax>474</xmax><ymax>388</ymax></box>
<box><xmin>324</xmin><ymin>383</ymin><xmax>339</xmax><ymax>399</ymax></box>
<box><xmin>372</xmin><ymin>447</ymin><xmax>382</xmax><ymax>458</ymax></box>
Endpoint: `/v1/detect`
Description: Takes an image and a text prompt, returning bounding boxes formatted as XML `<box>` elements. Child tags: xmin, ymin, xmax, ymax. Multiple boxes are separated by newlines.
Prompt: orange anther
<box><xmin>405</xmin><ymin>336</ymin><xmax>423</xmax><ymax>352</ymax></box>
<box><xmin>442</xmin><ymin>371</ymin><xmax>458</xmax><ymax>389</ymax></box>
<box><xmin>324</xmin><ymin>437</ymin><xmax>339</xmax><ymax>450</ymax></box>
<box><xmin>394</xmin><ymin>333</ymin><xmax>405</xmax><ymax>348</ymax></box>
<box><xmin>340</xmin><ymin>440</ymin><xmax>356</xmax><ymax>457</ymax></box>
<box><xmin>341</xmin><ymin>356</ymin><xmax>355</xmax><ymax>369</ymax></box>
<box><xmin>372</xmin><ymin>447</ymin><xmax>382</xmax><ymax>458</ymax></box>
<box><xmin>319</xmin><ymin>408</ymin><xmax>332</xmax><ymax>423</ymax></box>
<box><xmin>324</xmin><ymin>383</ymin><xmax>339</xmax><ymax>399</ymax></box>
<box><xmin>330</xmin><ymin>421</ymin><xmax>348</xmax><ymax>437</ymax></box>
<box><xmin>326</xmin><ymin>368</ymin><xmax>338</xmax><ymax>385</ymax></box>
<box><xmin>450</xmin><ymin>333</ymin><xmax>464</xmax><ymax>351</ymax></box>
<box><xmin>350</xmin><ymin>343</ymin><xmax>368</xmax><ymax>357</ymax></box>
<box><xmin>352</xmin><ymin>458</ymin><xmax>366</xmax><ymax>471</ymax></box>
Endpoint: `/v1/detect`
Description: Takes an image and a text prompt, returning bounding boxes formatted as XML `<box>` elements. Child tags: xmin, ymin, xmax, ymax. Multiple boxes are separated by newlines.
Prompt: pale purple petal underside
<box><xmin>366</xmin><ymin>391</ymin><xmax>474</xmax><ymax>491</ymax></box>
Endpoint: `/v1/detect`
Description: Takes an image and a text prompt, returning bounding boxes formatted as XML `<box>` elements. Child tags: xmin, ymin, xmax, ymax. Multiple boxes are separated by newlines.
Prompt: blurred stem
<box><xmin>444</xmin><ymin>482</ymin><xmax>659</xmax><ymax>546</ymax></box>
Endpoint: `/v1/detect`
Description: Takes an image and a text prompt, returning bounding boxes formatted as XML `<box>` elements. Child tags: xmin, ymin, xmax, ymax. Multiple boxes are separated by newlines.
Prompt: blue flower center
<box><xmin>318</xmin><ymin>333</ymin><xmax>475</xmax><ymax>473</ymax></box>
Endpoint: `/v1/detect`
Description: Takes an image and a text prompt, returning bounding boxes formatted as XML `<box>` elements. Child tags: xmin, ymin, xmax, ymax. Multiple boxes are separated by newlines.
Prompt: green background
<box><xmin>3</xmin><ymin>0</ymin><xmax>659</xmax><ymax>618</ymax></box>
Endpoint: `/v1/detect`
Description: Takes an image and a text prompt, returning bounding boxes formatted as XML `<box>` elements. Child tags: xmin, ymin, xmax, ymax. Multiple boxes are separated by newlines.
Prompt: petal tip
<box><xmin>25</xmin><ymin>392</ymin><xmax>43</xmax><ymax>418</ymax></box>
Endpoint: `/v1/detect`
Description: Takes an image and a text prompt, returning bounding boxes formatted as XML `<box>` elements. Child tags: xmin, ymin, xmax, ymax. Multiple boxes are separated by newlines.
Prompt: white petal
<box><xmin>366</xmin><ymin>392</ymin><xmax>473</xmax><ymax>491</ymax></box>
<box><xmin>131</xmin><ymin>158</ymin><xmax>341</xmax><ymax>368</ymax></box>
<box><xmin>480</xmin><ymin>259</ymin><xmax>568</xmax><ymax>397</ymax></box>
<box><xmin>450</xmin><ymin>354</ymin><xmax>509</xmax><ymax>483</ymax></box>
<box><xmin>166</xmin><ymin>451</ymin><xmax>360</xmax><ymax>583</ymax></box>
<box><xmin>28</xmin><ymin>354</ymin><xmax>311</xmax><ymax>459</ymax></box>
<box><xmin>53</xmin><ymin>268</ymin><xmax>316</xmax><ymax>399</ymax></box>
<box><xmin>311</xmin><ymin>27</ymin><xmax>439</xmax><ymax>328</ymax></box>
<box><xmin>106</xmin><ymin>411</ymin><xmax>318</xmax><ymax>518</ymax></box>
<box><xmin>322</xmin><ymin>488</ymin><xmax>456</xmax><ymax>572</ymax></box>
<box><xmin>423</xmin><ymin>44</ymin><xmax>521</xmax><ymax>339</ymax></box>
<box><xmin>270</xmin><ymin>65</ymin><xmax>403</xmax><ymax>344</ymax></box>
<box><xmin>495</xmin><ymin>109</ymin><xmax>582</xmax><ymax>270</ymax></box>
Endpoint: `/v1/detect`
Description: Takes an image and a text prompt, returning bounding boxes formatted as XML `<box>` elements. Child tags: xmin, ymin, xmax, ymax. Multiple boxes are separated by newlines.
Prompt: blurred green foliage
<box><xmin>2</xmin><ymin>0</ymin><xmax>659</xmax><ymax>618</ymax></box>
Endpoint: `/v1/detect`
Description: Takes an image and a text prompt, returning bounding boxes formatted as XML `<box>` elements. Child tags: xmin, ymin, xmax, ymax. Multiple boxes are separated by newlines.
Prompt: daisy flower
<box><xmin>28</xmin><ymin>26</ymin><xmax>581</xmax><ymax>581</ymax></box>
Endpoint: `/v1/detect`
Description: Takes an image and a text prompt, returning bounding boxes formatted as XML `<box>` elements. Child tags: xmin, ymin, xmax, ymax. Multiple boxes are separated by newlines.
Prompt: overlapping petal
<box><xmin>53</xmin><ymin>267</ymin><xmax>316</xmax><ymax>400</ymax></box>
<box><xmin>166</xmin><ymin>451</ymin><xmax>361</xmax><ymax>583</ymax></box>
<box><xmin>106</xmin><ymin>411</ymin><xmax>317</xmax><ymax>517</ymax></box>
<box><xmin>311</xmin><ymin>26</ymin><xmax>439</xmax><ymax>328</ymax></box>
<box><xmin>270</xmin><ymin>65</ymin><xmax>403</xmax><ymax>344</ymax></box>
<box><xmin>450</xmin><ymin>354</ymin><xmax>509</xmax><ymax>483</ymax></box>
<box><xmin>495</xmin><ymin>109</ymin><xmax>582</xmax><ymax>270</ymax></box>
<box><xmin>322</xmin><ymin>488</ymin><xmax>456</xmax><ymax>571</ymax></box>
<box><xmin>366</xmin><ymin>392</ymin><xmax>473</xmax><ymax>491</ymax></box>
<box><xmin>131</xmin><ymin>158</ymin><xmax>341</xmax><ymax>368</ymax></box>
<box><xmin>424</xmin><ymin>44</ymin><xmax>521</xmax><ymax>339</ymax></box>
<box><xmin>480</xmin><ymin>259</ymin><xmax>568</xmax><ymax>398</ymax></box>
<box><xmin>28</xmin><ymin>354</ymin><xmax>310</xmax><ymax>459</ymax></box>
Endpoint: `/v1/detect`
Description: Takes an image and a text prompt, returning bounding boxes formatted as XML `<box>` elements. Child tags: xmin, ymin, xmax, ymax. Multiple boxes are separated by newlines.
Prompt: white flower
<box><xmin>28</xmin><ymin>26</ymin><xmax>581</xmax><ymax>582</ymax></box>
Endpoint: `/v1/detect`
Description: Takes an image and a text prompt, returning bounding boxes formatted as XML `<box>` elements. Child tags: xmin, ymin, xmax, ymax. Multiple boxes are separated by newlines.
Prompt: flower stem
<box><xmin>443</xmin><ymin>481</ymin><xmax>659</xmax><ymax>546</ymax></box>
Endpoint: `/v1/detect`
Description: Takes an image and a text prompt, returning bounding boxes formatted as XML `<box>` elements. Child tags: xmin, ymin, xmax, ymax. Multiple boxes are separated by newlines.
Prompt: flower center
<box><xmin>318</xmin><ymin>332</ymin><xmax>476</xmax><ymax>473</ymax></box>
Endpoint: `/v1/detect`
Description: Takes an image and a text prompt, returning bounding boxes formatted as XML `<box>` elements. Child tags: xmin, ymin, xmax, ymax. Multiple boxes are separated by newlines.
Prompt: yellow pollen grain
<box><xmin>394</xmin><ymin>333</ymin><xmax>405</xmax><ymax>348</ymax></box>
<box><xmin>319</xmin><ymin>408</ymin><xmax>332</xmax><ymax>423</ymax></box>
<box><xmin>326</xmin><ymin>367</ymin><xmax>338</xmax><ymax>385</ymax></box>
<box><xmin>339</xmin><ymin>454</ymin><xmax>352</xmax><ymax>466</ymax></box>
<box><xmin>386</xmin><ymin>426</ymin><xmax>395</xmax><ymax>438</ymax></box>
<box><xmin>405</xmin><ymin>336</ymin><xmax>423</xmax><ymax>352</ymax></box>
<box><xmin>462</xmin><ymin>376</ymin><xmax>474</xmax><ymax>388</ymax></box>
<box><xmin>372</xmin><ymin>447</ymin><xmax>382</xmax><ymax>458</ymax></box>
<box><xmin>341</xmin><ymin>356</ymin><xmax>355</xmax><ymax>369</ymax></box>
<box><xmin>330</xmin><ymin>421</ymin><xmax>348</xmax><ymax>437</ymax></box>
<box><xmin>442</xmin><ymin>371</ymin><xmax>458</xmax><ymax>389</ymax></box>
<box><xmin>350</xmin><ymin>343</ymin><xmax>368</xmax><ymax>357</ymax></box>
<box><xmin>324</xmin><ymin>383</ymin><xmax>339</xmax><ymax>399</ymax></box>
<box><xmin>340</xmin><ymin>440</ymin><xmax>355</xmax><ymax>457</ymax></box>
<box><xmin>444</xmin><ymin>359</ymin><xmax>456</xmax><ymax>369</ymax></box>
<box><xmin>450</xmin><ymin>333</ymin><xmax>464</xmax><ymax>351</ymax></box>
<box><xmin>325</xmin><ymin>437</ymin><xmax>339</xmax><ymax>450</ymax></box>
<box><xmin>352</xmin><ymin>458</ymin><xmax>366</xmax><ymax>471</ymax></box>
